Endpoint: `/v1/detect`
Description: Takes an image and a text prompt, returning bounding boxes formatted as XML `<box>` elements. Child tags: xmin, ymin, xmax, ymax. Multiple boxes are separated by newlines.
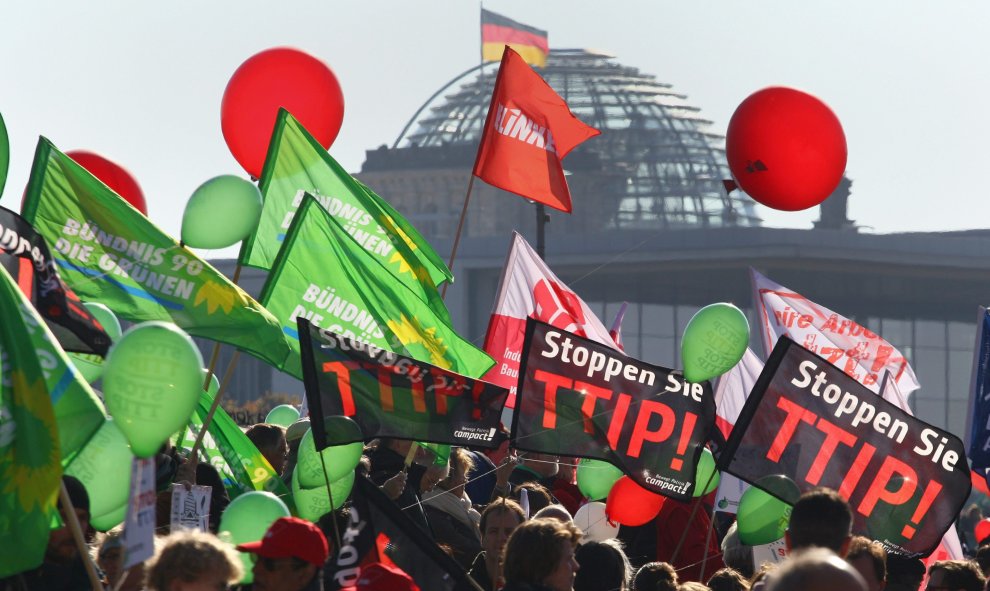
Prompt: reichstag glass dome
<box><xmin>384</xmin><ymin>48</ymin><xmax>760</xmax><ymax>229</ymax></box>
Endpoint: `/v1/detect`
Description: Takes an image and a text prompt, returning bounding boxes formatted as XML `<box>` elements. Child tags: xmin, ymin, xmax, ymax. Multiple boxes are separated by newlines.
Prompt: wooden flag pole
<box><xmin>59</xmin><ymin>481</ymin><xmax>104</xmax><ymax>591</ymax></box>
<box><xmin>189</xmin><ymin>350</ymin><xmax>241</xmax><ymax>459</ymax></box>
<box><xmin>318</xmin><ymin>454</ymin><xmax>344</xmax><ymax>550</ymax></box>
<box><xmin>441</xmin><ymin>176</ymin><xmax>476</xmax><ymax>299</ymax></box>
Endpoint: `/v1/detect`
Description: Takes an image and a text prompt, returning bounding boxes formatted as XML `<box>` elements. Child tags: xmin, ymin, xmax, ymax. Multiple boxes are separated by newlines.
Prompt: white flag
<box><xmin>750</xmin><ymin>268</ymin><xmax>920</xmax><ymax>396</ymax></box>
<box><xmin>713</xmin><ymin>349</ymin><xmax>763</xmax><ymax>513</ymax></box>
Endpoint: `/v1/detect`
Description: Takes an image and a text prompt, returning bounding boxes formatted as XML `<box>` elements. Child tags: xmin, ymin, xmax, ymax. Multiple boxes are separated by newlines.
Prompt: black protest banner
<box><xmin>298</xmin><ymin>318</ymin><xmax>509</xmax><ymax>451</ymax></box>
<box><xmin>721</xmin><ymin>337</ymin><xmax>971</xmax><ymax>557</ymax></box>
<box><xmin>327</xmin><ymin>475</ymin><xmax>482</xmax><ymax>591</ymax></box>
<box><xmin>511</xmin><ymin>319</ymin><xmax>716</xmax><ymax>501</ymax></box>
<box><xmin>0</xmin><ymin>206</ymin><xmax>110</xmax><ymax>355</ymax></box>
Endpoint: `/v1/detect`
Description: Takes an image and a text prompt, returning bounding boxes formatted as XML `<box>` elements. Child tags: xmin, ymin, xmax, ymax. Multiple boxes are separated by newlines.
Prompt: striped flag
<box><xmin>481</xmin><ymin>9</ymin><xmax>548</xmax><ymax>67</ymax></box>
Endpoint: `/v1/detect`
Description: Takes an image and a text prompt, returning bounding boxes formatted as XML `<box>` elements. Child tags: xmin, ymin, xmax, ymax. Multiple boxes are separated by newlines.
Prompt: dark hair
<box><xmin>574</xmin><ymin>539</ymin><xmax>631</xmax><ymax>591</ymax></box>
<box><xmin>511</xmin><ymin>481</ymin><xmax>554</xmax><ymax>516</ymax></box>
<box><xmin>787</xmin><ymin>488</ymin><xmax>852</xmax><ymax>553</ymax></box>
<box><xmin>846</xmin><ymin>535</ymin><xmax>886</xmax><ymax>584</ymax></box>
<box><xmin>480</xmin><ymin>498</ymin><xmax>525</xmax><ymax>535</ymax></box>
<box><xmin>706</xmin><ymin>567</ymin><xmax>749</xmax><ymax>591</ymax></box>
<box><xmin>633</xmin><ymin>561</ymin><xmax>678</xmax><ymax>591</ymax></box>
<box><xmin>245</xmin><ymin>423</ymin><xmax>286</xmax><ymax>451</ymax></box>
<box><xmin>928</xmin><ymin>560</ymin><xmax>986</xmax><ymax>591</ymax></box>
<box><xmin>502</xmin><ymin>518</ymin><xmax>582</xmax><ymax>586</ymax></box>
<box><xmin>975</xmin><ymin>543</ymin><xmax>990</xmax><ymax>574</ymax></box>
<box><xmin>884</xmin><ymin>553</ymin><xmax>926</xmax><ymax>591</ymax></box>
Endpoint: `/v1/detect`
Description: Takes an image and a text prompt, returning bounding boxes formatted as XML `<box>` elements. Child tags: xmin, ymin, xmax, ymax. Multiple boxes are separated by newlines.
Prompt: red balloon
<box><xmin>975</xmin><ymin>519</ymin><xmax>990</xmax><ymax>544</ymax></box>
<box><xmin>66</xmin><ymin>151</ymin><xmax>147</xmax><ymax>215</ymax></box>
<box><xmin>221</xmin><ymin>47</ymin><xmax>344</xmax><ymax>179</ymax></box>
<box><xmin>726</xmin><ymin>87</ymin><xmax>846</xmax><ymax>212</ymax></box>
<box><xmin>605</xmin><ymin>476</ymin><xmax>665</xmax><ymax>526</ymax></box>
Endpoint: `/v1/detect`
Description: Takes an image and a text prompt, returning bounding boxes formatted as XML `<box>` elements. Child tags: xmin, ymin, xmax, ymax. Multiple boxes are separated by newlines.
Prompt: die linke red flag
<box><xmin>721</xmin><ymin>337</ymin><xmax>971</xmax><ymax>557</ymax></box>
<box><xmin>512</xmin><ymin>319</ymin><xmax>715</xmax><ymax>501</ymax></box>
<box><xmin>472</xmin><ymin>46</ymin><xmax>600</xmax><ymax>213</ymax></box>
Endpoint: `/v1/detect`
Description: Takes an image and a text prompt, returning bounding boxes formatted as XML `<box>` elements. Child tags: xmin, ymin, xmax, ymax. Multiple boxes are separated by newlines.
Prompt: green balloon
<box><xmin>296</xmin><ymin>420</ymin><xmax>363</xmax><ymax>488</ymax></box>
<box><xmin>692</xmin><ymin>448</ymin><xmax>720</xmax><ymax>497</ymax></box>
<box><xmin>0</xmin><ymin>111</ymin><xmax>8</xmax><ymax>197</ymax></box>
<box><xmin>181</xmin><ymin>175</ymin><xmax>263</xmax><ymax>249</ymax></box>
<box><xmin>68</xmin><ymin>302</ymin><xmax>122</xmax><ymax>384</ymax></box>
<box><xmin>103</xmin><ymin>322</ymin><xmax>204</xmax><ymax>457</ymax></box>
<box><xmin>736</xmin><ymin>475</ymin><xmax>800</xmax><ymax>545</ymax></box>
<box><xmin>292</xmin><ymin>467</ymin><xmax>354</xmax><ymax>522</ymax></box>
<box><xmin>219</xmin><ymin>491</ymin><xmax>290</xmax><ymax>584</ymax></box>
<box><xmin>201</xmin><ymin>368</ymin><xmax>220</xmax><ymax>400</ymax></box>
<box><xmin>681</xmin><ymin>303</ymin><xmax>750</xmax><ymax>383</ymax></box>
<box><xmin>64</xmin><ymin>419</ymin><xmax>135</xmax><ymax>521</ymax></box>
<box><xmin>90</xmin><ymin>502</ymin><xmax>127</xmax><ymax>532</ymax></box>
<box><xmin>266</xmin><ymin>404</ymin><xmax>300</xmax><ymax>428</ymax></box>
<box><xmin>577</xmin><ymin>459</ymin><xmax>624</xmax><ymax>501</ymax></box>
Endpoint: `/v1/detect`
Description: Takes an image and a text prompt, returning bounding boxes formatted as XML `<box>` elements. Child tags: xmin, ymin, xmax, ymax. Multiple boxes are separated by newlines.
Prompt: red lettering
<box><xmin>857</xmin><ymin>456</ymin><xmax>918</xmax><ymax>518</ymax></box>
<box><xmin>607</xmin><ymin>393</ymin><xmax>631</xmax><ymax>451</ymax></box>
<box><xmin>431</xmin><ymin>374</ymin><xmax>467</xmax><ymax>416</ymax></box>
<box><xmin>626</xmin><ymin>400</ymin><xmax>675</xmax><ymax>458</ymax></box>
<box><xmin>767</xmin><ymin>397</ymin><xmax>817</xmax><ymax>462</ymax></box>
<box><xmin>574</xmin><ymin>380</ymin><xmax>613</xmax><ymax>435</ymax></box>
<box><xmin>838</xmin><ymin>442</ymin><xmax>876</xmax><ymax>499</ymax></box>
<box><xmin>323</xmin><ymin>361</ymin><xmax>356</xmax><ymax>416</ymax></box>
<box><xmin>534</xmin><ymin>370</ymin><xmax>573</xmax><ymax>429</ymax></box>
<box><xmin>807</xmin><ymin>418</ymin><xmax>858</xmax><ymax>485</ymax></box>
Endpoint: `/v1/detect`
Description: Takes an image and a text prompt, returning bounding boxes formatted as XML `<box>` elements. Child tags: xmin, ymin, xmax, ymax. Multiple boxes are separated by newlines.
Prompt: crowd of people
<box><xmin>4</xmin><ymin>418</ymin><xmax>990</xmax><ymax>591</ymax></box>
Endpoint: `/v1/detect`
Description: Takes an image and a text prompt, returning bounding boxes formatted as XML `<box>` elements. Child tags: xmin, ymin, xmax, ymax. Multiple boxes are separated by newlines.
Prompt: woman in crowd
<box><xmin>422</xmin><ymin>447</ymin><xmax>484</xmax><ymax>570</ymax></box>
<box><xmin>501</xmin><ymin>518</ymin><xmax>583</xmax><ymax>591</ymax></box>
<box><xmin>145</xmin><ymin>530</ymin><xmax>242</xmax><ymax>591</ymax></box>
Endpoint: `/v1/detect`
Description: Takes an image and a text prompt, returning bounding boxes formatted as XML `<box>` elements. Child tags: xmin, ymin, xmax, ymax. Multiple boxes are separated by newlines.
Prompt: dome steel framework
<box><xmin>390</xmin><ymin>48</ymin><xmax>760</xmax><ymax>229</ymax></box>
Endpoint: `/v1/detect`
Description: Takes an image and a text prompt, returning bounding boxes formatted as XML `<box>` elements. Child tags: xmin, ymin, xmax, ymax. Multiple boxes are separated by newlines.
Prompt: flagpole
<box><xmin>189</xmin><ymin>350</ymin><xmax>241</xmax><ymax>459</ymax></box>
<box><xmin>318</xmin><ymin>454</ymin><xmax>344</xmax><ymax>550</ymax></box>
<box><xmin>441</xmin><ymin>176</ymin><xmax>476</xmax><ymax>299</ymax></box>
<box><xmin>535</xmin><ymin>203</ymin><xmax>548</xmax><ymax>259</ymax></box>
<box><xmin>59</xmin><ymin>481</ymin><xmax>104</xmax><ymax>591</ymax></box>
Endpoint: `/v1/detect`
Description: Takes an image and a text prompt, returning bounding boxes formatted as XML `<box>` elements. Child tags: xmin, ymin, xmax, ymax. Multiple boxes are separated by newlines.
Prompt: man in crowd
<box><xmin>246</xmin><ymin>423</ymin><xmax>290</xmax><ymax>476</ymax></box>
<box><xmin>846</xmin><ymin>536</ymin><xmax>886</xmax><ymax>591</ymax></box>
<box><xmin>766</xmin><ymin>548</ymin><xmax>866</xmax><ymax>591</ymax></box>
<box><xmin>925</xmin><ymin>560</ymin><xmax>986</xmax><ymax>591</ymax></box>
<box><xmin>785</xmin><ymin>488</ymin><xmax>853</xmax><ymax>556</ymax></box>
<box><xmin>237</xmin><ymin>516</ymin><xmax>331</xmax><ymax>591</ymax></box>
<box><xmin>469</xmin><ymin>498</ymin><xmax>526</xmax><ymax>591</ymax></box>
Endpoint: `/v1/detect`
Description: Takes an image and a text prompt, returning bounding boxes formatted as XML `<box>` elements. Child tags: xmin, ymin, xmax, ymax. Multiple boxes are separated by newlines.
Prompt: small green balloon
<box><xmin>90</xmin><ymin>502</ymin><xmax>127</xmax><ymax>532</ymax></box>
<box><xmin>103</xmin><ymin>322</ymin><xmax>204</xmax><ymax>457</ymax></box>
<box><xmin>64</xmin><ymin>419</ymin><xmax>135</xmax><ymax>521</ymax></box>
<box><xmin>292</xmin><ymin>467</ymin><xmax>354</xmax><ymax>522</ymax></box>
<box><xmin>296</xmin><ymin>422</ymin><xmax>364</xmax><ymax>488</ymax></box>
<box><xmin>181</xmin><ymin>175</ymin><xmax>263</xmax><ymax>249</ymax></box>
<box><xmin>681</xmin><ymin>303</ymin><xmax>750</xmax><ymax>383</ymax></box>
<box><xmin>68</xmin><ymin>302</ymin><xmax>122</xmax><ymax>384</ymax></box>
<box><xmin>219</xmin><ymin>491</ymin><xmax>291</xmax><ymax>584</ymax></box>
<box><xmin>692</xmin><ymin>448</ymin><xmax>720</xmax><ymax>497</ymax></box>
<box><xmin>266</xmin><ymin>404</ymin><xmax>300</xmax><ymax>428</ymax></box>
<box><xmin>0</xmin><ymin>111</ymin><xmax>8</xmax><ymax>197</ymax></box>
<box><xmin>577</xmin><ymin>459</ymin><xmax>624</xmax><ymax>501</ymax></box>
<box><xmin>736</xmin><ymin>475</ymin><xmax>800</xmax><ymax>545</ymax></box>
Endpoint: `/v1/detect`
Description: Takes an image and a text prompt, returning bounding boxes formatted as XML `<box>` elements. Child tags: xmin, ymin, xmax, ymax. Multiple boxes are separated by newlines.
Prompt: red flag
<box><xmin>472</xmin><ymin>46</ymin><xmax>600</xmax><ymax>213</ymax></box>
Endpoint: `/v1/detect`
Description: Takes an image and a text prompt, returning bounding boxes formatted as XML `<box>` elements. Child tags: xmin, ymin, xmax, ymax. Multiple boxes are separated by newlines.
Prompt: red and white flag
<box><xmin>472</xmin><ymin>46</ymin><xmax>600</xmax><ymax>212</ymax></box>
<box><xmin>482</xmin><ymin>232</ymin><xmax>619</xmax><ymax>407</ymax></box>
<box><xmin>751</xmin><ymin>268</ymin><xmax>920</xmax><ymax>396</ymax></box>
<box><xmin>713</xmin><ymin>348</ymin><xmax>764</xmax><ymax>439</ymax></box>
<box><xmin>609</xmin><ymin>302</ymin><xmax>628</xmax><ymax>351</ymax></box>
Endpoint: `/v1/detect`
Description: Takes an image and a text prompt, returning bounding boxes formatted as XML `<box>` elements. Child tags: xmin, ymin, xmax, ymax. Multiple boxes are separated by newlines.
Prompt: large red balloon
<box><xmin>726</xmin><ymin>87</ymin><xmax>846</xmax><ymax>212</ymax></box>
<box><xmin>976</xmin><ymin>518</ymin><xmax>990</xmax><ymax>544</ymax></box>
<box><xmin>66</xmin><ymin>151</ymin><xmax>147</xmax><ymax>215</ymax></box>
<box><xmin>221</xmin><ymin>47</ymin><xmax>344</xmax><ymax>179</ymax></box>
<box><xmin>605</xmin><ymin>476</ymin><xmax>665</xmax><ymax>527</ymax></box>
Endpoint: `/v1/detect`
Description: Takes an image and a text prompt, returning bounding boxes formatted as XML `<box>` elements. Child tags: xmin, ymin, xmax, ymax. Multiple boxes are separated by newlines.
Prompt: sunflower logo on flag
<box><xmin>0</xmin><ymin>371</ymin><xmax>60</xmax><ymax>515</ymax></box>
<box><xmin>386</xmin><ymin>314</ymin><xmax>451</xmax><ymax>369</ymax></box>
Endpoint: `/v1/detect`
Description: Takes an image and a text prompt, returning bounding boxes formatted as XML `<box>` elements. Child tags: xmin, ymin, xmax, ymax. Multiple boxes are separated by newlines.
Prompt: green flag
<box><xmin>22</xmin><ymin>137</ymin><xmax>295</xmax><ymax>375</ymax></box>
<box><xmin>239</xmin><ymin>109</ymin><xmax>452</xmax><ymax>290</ymax></box>
<box><xmin>177</xmin><ymin>389</ymin><xmax>294</xmax><ymax>512</ymax></box>
<box><xmin>261</xmin><ymin>195</ymin><xmax>494</xmax><ymax>378</ymax></box>
<box><xmin>0</xmin><ymin>263</ymin><xmax>105</xmax><ymax>576</ymax></box>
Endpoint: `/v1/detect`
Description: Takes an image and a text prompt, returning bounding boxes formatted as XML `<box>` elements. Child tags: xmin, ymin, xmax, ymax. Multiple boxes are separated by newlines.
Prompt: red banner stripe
<box><xmin>482</xmin><ymin>24</ymin><xmax>549</xmax><ymax>54</ymax></box>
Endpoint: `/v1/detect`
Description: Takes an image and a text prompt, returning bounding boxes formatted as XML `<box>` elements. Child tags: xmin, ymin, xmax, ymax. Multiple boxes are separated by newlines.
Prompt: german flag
<box><xmin>481</xmin><ymin>9</ymin><xmax>548</xmax><ymax>68</ymax></box>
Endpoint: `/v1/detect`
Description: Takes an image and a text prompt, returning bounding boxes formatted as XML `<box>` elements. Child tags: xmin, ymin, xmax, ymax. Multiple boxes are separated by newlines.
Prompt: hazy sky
<box><xmin>2</xmin><ymin>1</ymin><xmax>988</xmax><ymax>258</ymax></box>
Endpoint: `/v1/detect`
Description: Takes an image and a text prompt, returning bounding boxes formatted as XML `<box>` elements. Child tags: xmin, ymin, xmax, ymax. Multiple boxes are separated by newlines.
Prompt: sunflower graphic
<box><xmin>386</xmin><ymin>314</ymin><xmax>451</xmax><ymax>369</ymax></box>
<box><xmin>0</xmin><ymin>371</ymin><xmax>60</xmax><ymax>515</ymax></box>
<box><xmin>193</xmin><ymin>280</ymin><xmax>237</xmax><ymax>315</ymax></box>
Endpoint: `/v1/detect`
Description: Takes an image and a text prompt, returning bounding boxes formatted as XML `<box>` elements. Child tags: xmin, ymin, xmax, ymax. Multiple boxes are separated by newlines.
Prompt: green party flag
<box><xmin>261</xmin><ymin>195</ymin><xmax>494</xmax><ymax>379</ymax></box>
<box><xmin>22</xmin><ymin>137</ymin><xmax>294</xmax><ymax>375</ymax></box>
<box><xmin>418</xmin><ymin>443</ymin><xmax>452</xmax><ymax>466</ymax></box>
<box><xmin>178</xmin><ymin>388</ymin><xmax>294</xmax><ymax>512</ymax></box>
<box><xmin>239</xmin><ymin>109</ymin><xmax>452</xmax><ymax>289</ymax></box>
<box><xmin>0</xmin><ymin>263</ymin><xmax>104</xmax><ymax>576</ymax></box>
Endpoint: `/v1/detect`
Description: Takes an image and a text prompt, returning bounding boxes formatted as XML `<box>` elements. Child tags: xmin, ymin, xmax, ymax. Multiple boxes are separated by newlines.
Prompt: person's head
<box><xmin>98</xmin><ymin>528</ymin><xmax>155</xmax><ymax>591</ymax></box>
<box><xmin>633</xmin><ymin>561</ymin><xmax>679</xmax><ymax>591</ymax></box>
<box><xmin>522</xmin><ymin>452</ymin><xmax>560</xmax><ymax>478</ymax></box>
<box><xmin>512</xmin><ymin>481</ymin><xmax>554</xmax><ymax>516</ymax></box>
<box><xmin>145</xmin><ymin>530</ymin><xmax>243</xmax><ymax>591</ymax></box>
<box><xmin>785</xmin><ymin>488</ymin><xmax>853</xmax><ymax>556</ymax></box>
<box><xmin>237</xmin><ymin>516</ymin><xmax>331</xmax><ymax>591</ymax></box>
<box><xmin>503</xmin><ymin>518</ymin><xmax>583</xmax><ymax>591</ymax></box>
<box><xmin>534</xmin><ymin>503</ymin><xmax>573</xmax><ymax>523</ymax></box>
<box><xmin>926</xmin><ymin>560</ymin><xmax>986</xmax><ymax>591</ymax></box>
<box><xmin>438</xmin><ymin>447</ymin><xmax>475</xmax><ymax>498</ymax></box>
<box><xmin>707</xmin><ymin>567</ymin><xmax>750</xmax><ymax>591</ymax></box>
<box><xmin>283</xmin><ymin>418</ymin><xmax>310</xmax><ymax>476</ymax></box>
<box><xmin>47</xmin><ymin>475</ymin><xmax>91</xmax><ymax>564</ymax></box>
<box><xmin>882</xmin><ymin>553</ymin><xmax>925</xmax><ymax>591</ymax></box>
<box><xmin>420</xmin><ymin>459</ymin><xmax>451</xmax><ymax>494</ymax></box>
<box><xmin>245</xmin><ymin>423</ymin><xmax>289</xmax><ymax>475</ymax></box>
<box><xmin>480</xmin><ymin>498</ymin><xmax>526</xmax><ymax>573</ymax></box>
<box><xmin>975</xmin><ymin>543</ymin><xmax>990</xmax><ymax>578</ymax></box>
<box><xmin>721</xmin><ymin>522</ymin><xmax>755</xmax><ymax>579</ymax></box>
<box><xmin>846</xmin><ymin>536</ymin><xmax>886</xmax><ymax>591</ymax></box>
<box><xmin>574</xmin><ymin>538</ymin><xmax>632</xmax><ymax>591</ymax></box>
<box><xmin>765</xmin><ymin>548</ymin><xmax>866</xmax><ymax>591</ymax></box>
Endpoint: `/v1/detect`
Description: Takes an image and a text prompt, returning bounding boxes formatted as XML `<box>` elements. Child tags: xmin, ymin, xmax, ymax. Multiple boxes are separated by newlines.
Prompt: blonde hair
<box><xmin>145</xmin><ymin>530</ymin><xmax>243</xmax><ymax>591</ymax></box>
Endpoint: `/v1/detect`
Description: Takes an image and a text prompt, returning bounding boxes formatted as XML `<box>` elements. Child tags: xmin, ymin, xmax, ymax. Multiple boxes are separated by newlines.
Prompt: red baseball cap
<box><xmin>236</xmin><ymin>517</ymin><xmax>330</xmax><ymax>567</ymax></box>
<box><xmin>340</xmin><ymin>563</ymin><xmax>420</xmax><ymax>591</ymax></box>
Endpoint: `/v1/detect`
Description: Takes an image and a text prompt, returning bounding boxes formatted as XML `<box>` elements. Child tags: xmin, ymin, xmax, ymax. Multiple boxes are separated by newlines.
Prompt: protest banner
<box><xmin>122</xmin><ymin>457</ymin><xmax>156</xmax><ymax>569</ymax></box>
<box><xmin>298</xmin><ymin>318</ymin><xmax>508</xmax><ymax>451</ymax></box>
<box><xmin>511</xmin><ymin>319</ymin><xmax>715</xmax><ymax>501</ymax></box>
<box><xmin>721</xmin><ymin>337</ymin><xmax>971</xmax><ymax>557</ymax></box>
